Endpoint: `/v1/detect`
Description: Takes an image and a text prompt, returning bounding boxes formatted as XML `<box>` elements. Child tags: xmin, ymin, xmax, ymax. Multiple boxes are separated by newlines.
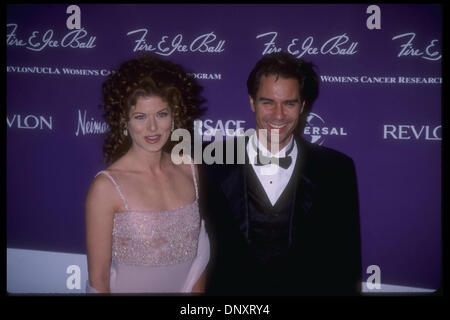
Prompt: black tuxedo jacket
<box><xmin>198</xmin><ymin>134</ymin><xmax>362</xmax><ymax>296</ymax></box>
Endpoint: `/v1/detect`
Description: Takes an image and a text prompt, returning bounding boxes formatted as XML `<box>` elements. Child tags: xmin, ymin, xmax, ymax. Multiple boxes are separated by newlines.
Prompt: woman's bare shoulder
<box><xmin>86</xmin><ymin>172</ymin><xmax>117</xmax><ymax>201</ymax></box>
<box><xmin>173</xmin><ymin>154</ymin><xmax>196</xmax><ymax>176</ymax></box>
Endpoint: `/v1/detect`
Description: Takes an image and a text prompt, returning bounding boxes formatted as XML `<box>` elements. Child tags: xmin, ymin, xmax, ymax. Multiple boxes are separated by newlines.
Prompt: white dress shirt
<box><xmin>246</xmin><ymin>133</ymin><xmax>299</xmax><ymax>206</ymax></box>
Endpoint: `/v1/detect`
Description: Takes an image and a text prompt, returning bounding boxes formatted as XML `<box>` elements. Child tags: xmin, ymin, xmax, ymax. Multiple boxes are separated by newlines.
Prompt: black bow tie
<box><xmin>253</xmin><ymin>139</ymin><xmax>295</xmax><ymax>169</ymax></box>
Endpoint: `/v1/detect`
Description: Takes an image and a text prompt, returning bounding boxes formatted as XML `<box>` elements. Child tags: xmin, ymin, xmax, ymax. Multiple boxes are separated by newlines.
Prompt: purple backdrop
<box><xmin>7</xmin><ymin>4</ymin><xmax>442</xmax><ymax>290</ymax></box>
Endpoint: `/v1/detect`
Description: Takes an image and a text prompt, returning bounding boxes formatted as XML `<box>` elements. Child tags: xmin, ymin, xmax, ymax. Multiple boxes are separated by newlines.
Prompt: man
<box><xmin>199</xmin><ymin>52</ymin><xmax>361</xmax><ymax>296</ymax></box>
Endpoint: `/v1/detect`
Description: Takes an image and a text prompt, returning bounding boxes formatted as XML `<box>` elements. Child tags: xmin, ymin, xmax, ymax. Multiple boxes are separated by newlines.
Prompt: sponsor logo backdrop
<box><xmin>7</xmin><ymin>4</ymin><xmax>441</xmax><ymax>291</ymax></box>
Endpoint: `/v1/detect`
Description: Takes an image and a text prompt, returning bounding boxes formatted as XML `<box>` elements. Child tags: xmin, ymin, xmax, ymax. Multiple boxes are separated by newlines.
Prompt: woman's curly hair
<box><xmin>101</xmin><ymin>55</ymin><xmax>205</xmax><ymax>164</ymax></box>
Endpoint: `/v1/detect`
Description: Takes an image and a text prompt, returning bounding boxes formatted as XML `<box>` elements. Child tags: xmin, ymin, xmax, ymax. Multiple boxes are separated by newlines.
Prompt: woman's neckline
<box><xmin>114</xmin><ymin>199</ymin><xmax>197</xmax><ymax>216</ymax></box>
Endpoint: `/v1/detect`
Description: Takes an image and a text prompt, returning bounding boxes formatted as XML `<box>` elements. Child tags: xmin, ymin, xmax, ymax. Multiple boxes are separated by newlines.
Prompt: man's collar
<box><xmin>250</xmin><ymin>132</ymin><xmax>295</xmax><ymax>157</ymax></box>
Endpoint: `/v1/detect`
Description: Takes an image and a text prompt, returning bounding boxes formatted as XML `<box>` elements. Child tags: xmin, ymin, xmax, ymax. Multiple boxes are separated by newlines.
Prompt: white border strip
<box><xmin>7</xmin><ymin>248</ymin><xmax>437</xmax><ymax>294</ymax></box>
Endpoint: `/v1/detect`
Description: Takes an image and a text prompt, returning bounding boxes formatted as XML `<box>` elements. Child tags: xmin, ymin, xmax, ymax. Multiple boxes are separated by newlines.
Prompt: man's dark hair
<box><xmin>247</xmin><ymin>52</ymin><xmax>320</xmax><ymax>127</ymax></box>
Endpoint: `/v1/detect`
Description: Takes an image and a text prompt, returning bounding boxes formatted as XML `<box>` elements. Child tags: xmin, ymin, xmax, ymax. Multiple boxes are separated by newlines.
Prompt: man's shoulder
<box><xmin>298</xmin><ymin>137</ymin><xmax>355</xmax><ymax>175</ymax></box>
<box><xmin>198</xmin><ymin>138</ymin><xmax>242</xmax><ymax>174</ymax></box>
<box><xmin>298</xmin><ymin>138</ymin><xmax>358</xmax><ymax>189</ymax></box>
<box><xmin>302</xmin><ymin>139</ymin><xmax>353</xmax><ymax>163</ymax></box>
<box><xmin>199</xmin><ymin>136</ymin><xmax>248</xmax><ymax>163</ymax></box>
<box><xmin>200</xmin><ymin>136</ymin><xmax>248</xmax><ymax>148</ymax></box>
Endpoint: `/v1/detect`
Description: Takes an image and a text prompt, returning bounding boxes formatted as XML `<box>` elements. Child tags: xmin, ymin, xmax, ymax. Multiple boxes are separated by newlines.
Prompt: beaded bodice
<box><xmin>97</xmin><ymin>165</ymin><xmax>200</xmax><ymax>267</ymax></box>
<box><xmin>111</xmin><ymin>203</ymin><xmax>200</xmax><ymax>266</ymax></box>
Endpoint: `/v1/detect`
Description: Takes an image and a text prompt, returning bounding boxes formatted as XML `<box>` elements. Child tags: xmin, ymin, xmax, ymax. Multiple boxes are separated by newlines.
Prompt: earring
<box><xmin>123</xmin><ymin>128</ymin><xmax>128</xmax><ymax>136</ymax></box>
<box><xmin>171</xmin><ymin>120</ymin><xmax>175</xmax><ymax>132</ymax></box>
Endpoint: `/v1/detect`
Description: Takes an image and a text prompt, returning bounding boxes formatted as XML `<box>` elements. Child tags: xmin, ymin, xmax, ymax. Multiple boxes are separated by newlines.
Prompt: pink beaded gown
<box><xmin>86</xmin><ymin>163</ymin><xmax>210</xmax><ymax>293</ymax></box>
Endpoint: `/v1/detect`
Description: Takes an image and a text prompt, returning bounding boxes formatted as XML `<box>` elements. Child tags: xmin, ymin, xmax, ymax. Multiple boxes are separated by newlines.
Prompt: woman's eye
<box><xmin>158</xmin><ymin>112</ymin><xmax>169</xmax><ymax>117</ymax></box>
<box><xmin>134</xmin><ymin>115</ymin><xmax>145</xmax><ymax>120</ymax></box>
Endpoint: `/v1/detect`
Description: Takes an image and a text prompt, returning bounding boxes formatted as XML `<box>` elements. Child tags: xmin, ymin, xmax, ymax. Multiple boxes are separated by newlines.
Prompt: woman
<box><xmin>85</xmin><ymin>55</ymin><xmax>209</xmax><ymax>293</ymax></box>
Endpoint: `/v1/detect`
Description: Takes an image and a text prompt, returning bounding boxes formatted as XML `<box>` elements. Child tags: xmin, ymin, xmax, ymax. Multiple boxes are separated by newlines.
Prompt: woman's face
<box><xmin>127</xmin><ymin>95</ymin><xmax>172</xmax><ymax>154</ymax></box>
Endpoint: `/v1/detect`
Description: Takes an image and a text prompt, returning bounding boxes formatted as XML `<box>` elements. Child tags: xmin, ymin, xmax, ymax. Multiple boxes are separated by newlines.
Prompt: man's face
<box><xmin>250</xmin><ymin>74</ymin><xmax>304</xmax><ymax>152</ymax></box>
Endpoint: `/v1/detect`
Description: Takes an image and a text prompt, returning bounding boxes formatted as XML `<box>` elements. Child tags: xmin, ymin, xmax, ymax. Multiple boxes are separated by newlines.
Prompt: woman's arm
<box><xmin>191</xmin><ymin>269</ymin><xmax>207</xmax><ymax>293</ymax></box>
<box><xmin>85</xmin><ymin>175</ymin><xmax>116</xmax><ymax>293</ymax></box>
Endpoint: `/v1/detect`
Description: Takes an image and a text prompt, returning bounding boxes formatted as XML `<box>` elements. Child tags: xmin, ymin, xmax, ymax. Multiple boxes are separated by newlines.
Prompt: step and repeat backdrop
<box><xmin>7</xmin><ymin>4</ymin><xmax>441</xmax><ymax>293</ymax></box>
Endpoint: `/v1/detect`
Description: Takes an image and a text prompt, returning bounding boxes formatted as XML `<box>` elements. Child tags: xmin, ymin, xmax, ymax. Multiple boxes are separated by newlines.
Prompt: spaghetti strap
<box><xmin>189</xmin><ymin>162</ymin><xmax>199</xmax><ymax>200</ymax></box>
<box><xmin>96</xmin><ymin>170</ymin><xmax>130</xmax><ymax>211</ymax></box>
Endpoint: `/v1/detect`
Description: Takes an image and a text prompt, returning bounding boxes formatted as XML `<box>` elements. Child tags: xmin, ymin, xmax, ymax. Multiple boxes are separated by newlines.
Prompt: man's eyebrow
<box><xmin>258</xmin><ymin>97</ymin><xmax>273</xmax><ymax>102</ymax></box>
<box><xmin>284</xmin><ymin>99</ymin><xmax>300</xmax><ymax>103</ymax></box>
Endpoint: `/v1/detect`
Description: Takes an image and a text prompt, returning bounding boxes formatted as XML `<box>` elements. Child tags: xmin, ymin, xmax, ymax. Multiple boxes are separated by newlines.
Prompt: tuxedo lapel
<box><xmin>291</xmin><ymin>175</ymin><xmax>314</xmax><ymax>219</ymax></box>
<box><xmin>288</xmin><ymin>136</ymin><xmax>316</xmax><ymax>246</ymax></box>
<box><xmin>220</xmin><ymin>137</ymin><xmax>249</xmax><ymax>241</ymax></box>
